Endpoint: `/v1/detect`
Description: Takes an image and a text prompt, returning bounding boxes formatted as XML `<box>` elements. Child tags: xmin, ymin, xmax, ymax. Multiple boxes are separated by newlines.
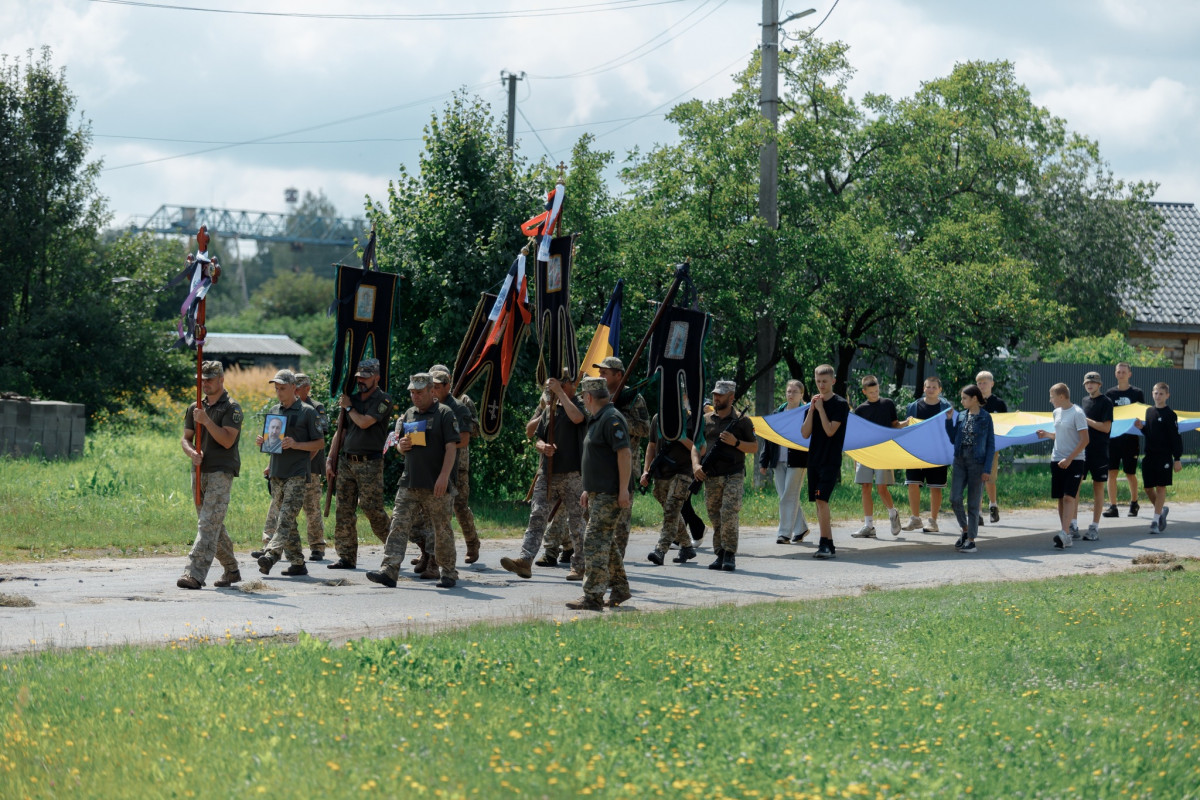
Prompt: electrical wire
<box><xmin>782</xmin><ymin>0</ymin><xmax>839</xmax><ymax>43</ymax></box>
<box><xmin>86</xmin><ymin>0</ymin><xmax>692</xmax><ymax>21</ymax></box>
<box><xmin>515</xmin><ymin>105</ymin><xmax>555</xmax><ymax>162</ymax></box>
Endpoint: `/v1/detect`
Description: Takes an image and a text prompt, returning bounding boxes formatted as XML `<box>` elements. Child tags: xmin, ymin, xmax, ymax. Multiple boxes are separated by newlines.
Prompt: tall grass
<box><xmin>1</xmin><ymin>567</ymin><xmax>1196</xmax><ymax>797</ymax></box>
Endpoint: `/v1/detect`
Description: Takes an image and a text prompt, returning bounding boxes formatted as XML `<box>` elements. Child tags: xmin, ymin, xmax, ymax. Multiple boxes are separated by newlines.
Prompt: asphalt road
<box><xmin>3</xmin><ymin>504</ymin><xmax>1198</xmax><ymax>656</ymax></box>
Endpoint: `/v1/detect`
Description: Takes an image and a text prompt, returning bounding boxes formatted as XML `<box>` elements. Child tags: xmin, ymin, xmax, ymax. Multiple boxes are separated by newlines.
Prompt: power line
<box><xmin>101</xmin><ymin>82</ymin><xmax>492</xmax><ymax>171</ymax></box>
<box><xmin>515</xmin><ymin>105</ymin><xmax>555</xmax><ymax>162</ymax></box>
<box><xmin>783</xmin><ymin>0</ymin><xmax>840</xmax><ymax>44</ymax></box>
<box><xmin>86</xmin><ymin>0</ymin><xmax>692</xmax><ymax>21</ymax></box>
<box><xmin>529</xmin><ymin>0</ymin><xmax>728</xmax><ymax>80</ymax></box>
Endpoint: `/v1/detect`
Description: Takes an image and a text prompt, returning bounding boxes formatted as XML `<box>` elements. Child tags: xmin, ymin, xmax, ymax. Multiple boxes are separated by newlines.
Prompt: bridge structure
<box><xmin>125</xmin><ymin>204</ymin><xmax>367</xmax><ymax>248</ymax></box>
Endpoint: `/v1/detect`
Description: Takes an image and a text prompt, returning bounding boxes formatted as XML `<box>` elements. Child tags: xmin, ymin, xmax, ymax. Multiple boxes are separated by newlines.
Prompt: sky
<box><xmin>4</xmin><ymin>0</ymin><xmax>1199</xmax><ymax>232</ymax></box>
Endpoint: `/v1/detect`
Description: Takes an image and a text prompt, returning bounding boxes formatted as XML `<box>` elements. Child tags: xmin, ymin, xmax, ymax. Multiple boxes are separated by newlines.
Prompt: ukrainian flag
<box><xmin>581</xmin><ymin>279</ymin><xmax>623</xmax><ymax>378</ymax></box>
<box><xmin>751</xmin><ymin>405</ymin><xmax>954</xmax><ymax>469</ymax></box>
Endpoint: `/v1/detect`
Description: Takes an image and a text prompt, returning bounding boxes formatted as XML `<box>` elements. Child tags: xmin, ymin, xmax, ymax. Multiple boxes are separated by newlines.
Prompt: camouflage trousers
<box><xmin>185</xmin><ymin>471</ymin><xmax>239</xmax><ymax>582</ymax></box>
<box><xmin>264</xmin><ymin>475</ymin><xmax>309</xmax><ymax>566</ymax></box>
<box><xmin>582</xmin><ymin>492</ymin><xmax>630</xmax><ymax>601</ymax></box>
<box><xmin>705</xmin><ymin>472</ymin><xmax>744</xmax><ymax>554</ymax></box>
<box><xmin>380</xmin><ymin>486</ymin><xmax>457</xmax><ymax>581</ymax></box>
<box><xmin>334</xmin><ymin>456</ymin><xmax>390</xmax><ymax>563</ymax></box>
<box><xmin>543</xmin><ymin>513</ymin><xmax>570</xmax><ymax>554</ymax></box>
<box><xmin>519</xmin><ymin>471</ymin><xmax>584</xmax><ymax>563</ymax></box>
<box><xmin>261</xmin><ymin>473</ymin><xmax>326</xmax><ymax>551</ymax></box>
<box><xmin>653</xmin><ymin>474</ymin><xmax>693</xmax><ymax>553</ymax></box>
<box><xmin>453</xmin><ymin>451</ymin><xmax>479</xmax><ymax>547</ymax></box>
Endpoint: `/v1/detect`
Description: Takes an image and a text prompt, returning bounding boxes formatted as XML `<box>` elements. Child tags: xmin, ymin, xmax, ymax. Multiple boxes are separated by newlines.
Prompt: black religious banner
<box><xmin>534</xmin><ymin>234</ymin><xmax>579</xmax><ymax>386</ymax></box>
<box><xmin>452</xmin><ymin>288</ymin><xmax>531</xmax><ymax>440</ymax></box>
<box><xmin>647</xmin><ymin>303</ymin><xmax>711</xmax><ymax>444</ymax></box>
<box><xmin>328</xmin><ymin>231</ymin><xmax>397</xmax><ymax>397</ymax></box>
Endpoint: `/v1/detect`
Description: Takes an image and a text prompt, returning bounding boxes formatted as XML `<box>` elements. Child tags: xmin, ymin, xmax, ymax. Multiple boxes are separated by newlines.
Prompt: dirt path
<box><xmin>2</xmin><ymin>504</ymin><xmax>1197</xmax><ymax>655</ymax></box>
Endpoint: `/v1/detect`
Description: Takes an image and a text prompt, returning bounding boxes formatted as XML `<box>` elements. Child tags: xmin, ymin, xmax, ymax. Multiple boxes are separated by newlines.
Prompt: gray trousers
<box><xmin>950</xmin><ymin>456</ymin><xmax>985</xmax><ymax>539</ymax></box>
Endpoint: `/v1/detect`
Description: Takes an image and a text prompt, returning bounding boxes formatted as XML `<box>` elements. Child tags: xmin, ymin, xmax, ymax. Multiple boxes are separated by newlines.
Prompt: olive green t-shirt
<box><xmin>183</xmin><ymin>391</ymin><xmax>243</xmax><ymax>476</ymax></box>
<box><xmin>267</xmin><ymin>400</ymin><xmax>322</xmax><ymax>480</ymax></box>
<box><xmin>395</xmin><ymin>401</ymin><xmax>460</xmax><ymax>489</ymax></box>
<box><xmin>581</xmin><ymin>402</ymin><xmax>630</xmax><ymax>494</ymax></box>
<box><xmin>343</xmin><ymin>386</ymin><xmax>394</xmax><ymax>455</ymax></box>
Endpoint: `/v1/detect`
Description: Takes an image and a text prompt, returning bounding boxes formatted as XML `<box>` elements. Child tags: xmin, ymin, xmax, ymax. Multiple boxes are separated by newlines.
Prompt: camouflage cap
<box><xmin>580</xmin><ymin>376</ymin><xmax>609</xmax><ymax>395</ymax></box>
<box><xmin>269</xmin><ymin>369</ymin><xmax>296</xmax><ymax>385</ymax></box>
<box><xmin>407</xmin><ymin>372</ymin><xmax>433</xmax><ymax>391</ymax></box>
<box><xmin>428</xmin><ymin>363</ymin><xmax>451</xmax><ymax>375</ymax></box>
<box><xmin>711</xmin><ymin>380</ymin><xmax>737</xmax><ymax>395</ymax></box>
<box><xmin>294</xmin><ymin>372</ymin><xmax>311</xmax><ymax>388</ymax></box>
<box><xmin>200</xmin><ymin>360</ymin><xmax>224</xmax><ymax>379</ymax></box>
<box><xmin>430</xmin><ymin>369</ymin><xmax>452</xmax><ymax>385</ymax></box>
<box><xmin>1083</xmin><ymin>371</ymin><xmax>1102</xmax><ymax>383</ymax></box>
<box><xmin>355</xmin><ymin>358</ymin><xmax>381</xmax><ymax>378</ymax></box>
<box><xmin>593</xmin><ymin>356</ymin><xmax>625</xmax><ymax>372</ymax></box>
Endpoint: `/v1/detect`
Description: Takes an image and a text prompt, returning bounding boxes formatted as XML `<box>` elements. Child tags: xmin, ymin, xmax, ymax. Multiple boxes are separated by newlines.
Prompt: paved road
<box><xmin>2</xmin><ymin>504</ymin><xmax>1197</xmax><ymax>655</ymax></box>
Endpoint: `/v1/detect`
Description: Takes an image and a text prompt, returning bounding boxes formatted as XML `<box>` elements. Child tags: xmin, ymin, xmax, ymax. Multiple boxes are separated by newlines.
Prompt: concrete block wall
<box><xmin>0</xmin><ymin>400</ymin><xmax>86</xmax><ymax>459</ymax></box>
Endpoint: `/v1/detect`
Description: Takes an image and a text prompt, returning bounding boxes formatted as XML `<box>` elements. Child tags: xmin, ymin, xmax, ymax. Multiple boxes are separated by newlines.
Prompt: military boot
<box><xmin>500</xmin><ymin>556</ymin><xmax>533</xmax><ymax>579</ymax></box>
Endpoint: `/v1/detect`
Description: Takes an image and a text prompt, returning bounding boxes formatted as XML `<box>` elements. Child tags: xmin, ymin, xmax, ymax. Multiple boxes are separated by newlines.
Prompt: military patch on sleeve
<box><xmin>377</xmin><ymin>401</ymin><xmax>389</xmax><ymax>416</ymax></box>
<box><xmin>613</xmin><ymin>425</ymin><xmax>626</xmax><ymax>440</ymax></box>
<box><xmin>231</xmin><ymin>408</ymin><xmax>244</xmax><ymax>425</ymax></box>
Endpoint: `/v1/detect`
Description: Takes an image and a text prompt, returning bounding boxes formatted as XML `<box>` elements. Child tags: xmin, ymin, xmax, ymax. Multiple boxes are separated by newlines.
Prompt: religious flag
<box><xmin>328</xmin><ymin>230</ymin><xmax>398</xmax><ymax>397</ymax></box>
<box><xmin>164</xmin><ymin>226</ymin><xmax>219</xmax><ymax>351</ymax></box>
<box><xmin>534</xmin><ymin>235</ymin><xmax>580</xmax><ymax>386</ymax></box>
<box><xmin>521</xmin><ymin>180</ymin><xmax>565</xmax><ymax>262</ymax></box>
<box><xmin>581</xmin><ymin>279</ymin><xmax>623</xmax><ymax>379</ymax></box>
<box><xmin>647</xmin><ymin>303</ymin><xmax>711</xmax><ymax>444</ymax></box>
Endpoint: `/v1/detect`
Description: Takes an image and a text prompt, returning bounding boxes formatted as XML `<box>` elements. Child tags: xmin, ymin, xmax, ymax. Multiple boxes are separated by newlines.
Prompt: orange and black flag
<box><xmin>453</xmin><ymin>255</ymin><xmax>531</xmax><ymax>439</ymax></box>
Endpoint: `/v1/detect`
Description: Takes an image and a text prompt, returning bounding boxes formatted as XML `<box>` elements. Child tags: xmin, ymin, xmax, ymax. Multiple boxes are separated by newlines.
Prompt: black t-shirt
<box><xmin>267</xmin><ymin>400</ymin><xmax>322</xmax><ymax>480</ymax></box>
<box><xmin>395</xmin><ymin>402</ymin><xmax>460</xmax><ymax>489</ymax></box>
<box><xmin>649</xmin><ymin>414</ymin><xmax>694</xmax><ymax>477</ymax></box>
<box><xmin>343</xmin><ymin>387</ymin><xmax>394</xmax><ymax>455</ymax></box>
<box><xmin>536</xmin><ymin>396</ymin><xmax>587</xmax><ymax>474</ymax></box>
<box><xmin>854</xmin><ymin>398</ymin><xmax>897</xmax><ymax>428</ymax></box>
<box><xmin>581</xmin><ymin>402</ymin><xmax>630</xmax><ymax>494</ymax></box>
<box><xmin>807</xmin><ymin>394</ymin><xmax>850</xmax><ymax>470</ymax></box>
<box><xmin>982</xmin><ymin>395</ymin><xmax>1008</xmax><ymax>414</ymax></box>
<box><xmin>1106</xmin><ymin>385</ymin><xmax>1144</xmax><ymax>440</ymax></box>
<box><xmin>1080</xmin><ymin>394</ymin><xmax>1113</xmax><ymax>457</ymax></box>
<box><xmin>1143</xmin><ymin>406</ymin><xmax>1182</xmax><ymax>459</ymax></box>
<box><xmin>700</xmin><ymin>411</ymin><xmax>756</xmax><ymax>477</ymax></box>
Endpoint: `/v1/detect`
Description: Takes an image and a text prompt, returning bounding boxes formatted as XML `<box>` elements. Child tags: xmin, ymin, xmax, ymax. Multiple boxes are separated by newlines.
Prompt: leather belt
<box><xmin>343</xmin><ymin>453</ymin><xmax>382</xmax><ymax>463</ymax></box>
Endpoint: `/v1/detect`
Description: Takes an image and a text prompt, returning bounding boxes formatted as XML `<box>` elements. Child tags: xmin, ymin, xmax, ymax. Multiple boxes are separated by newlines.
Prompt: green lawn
<box><xmin>2</xmin><ymin>429</ymin><xmax>1196</xmax><ymax>562</ymax></box>
<box><xmin>2</xmin><ymin>564</ymin><xmax>1196</xmax><ymax>798</ymax></box>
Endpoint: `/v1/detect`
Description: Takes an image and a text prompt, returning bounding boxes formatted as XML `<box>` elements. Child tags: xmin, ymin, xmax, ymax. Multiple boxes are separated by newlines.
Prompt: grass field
<box><xmin>2</xmin><ymin>563</ymin><xmax>1196</xmax><ymax>798</ymax></box>
<box><xmin>3</xmin><ymin>425</ymin><xmax>1196</xmax><ymax>562</ymax></box>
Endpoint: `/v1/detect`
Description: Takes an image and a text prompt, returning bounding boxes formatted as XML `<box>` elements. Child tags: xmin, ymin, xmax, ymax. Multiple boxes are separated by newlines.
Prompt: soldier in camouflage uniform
<box><xmin>326</xmin><ymin>359</ymin><xmax>394</xmax><ymax>569</ymax></box>
<box><xmin>500</xmin><ymin>374</ymin><xmax>586</xmax><ymax>580</ymax></box>
<box><xmin>256</xmin><ymin>370</ymin><xmax>324</xmax><ymax>576</ymax></box>
<box><xmin>430</xmin><ymin>365</ymin><xmax>481</xmax><ymax>564</ymax></box>
<box><xmin>595</xmin><ymin>356</ymin><xmax>649</xmax><ymax>606</ymax></box>
<box><xmin>567</xmin><ymin>376</ymin><xmax>632</xmax><ymax>612</ymax></box>
<box><xmin>177</xmin><ymin>361</ymin><xmax>243</xmax><ymax>590</ymax></box>
<box><xmin>524</xmin><ymin>396</ymin><xmax>575</xmax><ymax>569</ymax></box>
<box><xmin>256</xmin><ymin>373</ymin><xmax>329</xmax><ymax>561</ymax></box>
<box><xmin>368</xmin><ymin>373</ymin><xmax>462</xmax><ymax>589</ymax></box>
<box><xmin>691</xmin><ymin>380</ymin><xmax>757</xmax><ymax>572</ymax></box>
<box><xmin>641</xmin><ymin>411</ymin><xmax>698</xmax><ymax>565</ymax></box>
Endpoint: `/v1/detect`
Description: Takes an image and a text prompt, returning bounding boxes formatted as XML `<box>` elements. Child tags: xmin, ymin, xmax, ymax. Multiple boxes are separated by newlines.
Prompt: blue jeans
<box><xmin>950</xmin><ymin>456</ymin><xmax>985</xmax><ymax>539</ymax></box>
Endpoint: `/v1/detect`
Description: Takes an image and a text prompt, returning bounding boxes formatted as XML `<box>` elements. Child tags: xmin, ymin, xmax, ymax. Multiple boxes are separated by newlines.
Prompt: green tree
<box><xmin>0</xmin><ymin>49</ymin><xmax>189</xmax><ymax>418</ymax></box>
<box><xmin>1041</xmin><ymin>331</ymin><xmax>1173</xmax><ymax>368</ymax></box>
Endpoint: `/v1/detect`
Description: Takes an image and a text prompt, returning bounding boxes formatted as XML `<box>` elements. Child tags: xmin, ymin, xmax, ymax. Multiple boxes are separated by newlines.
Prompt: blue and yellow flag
<box><xmin>581</xmin><ymin>279</ymin><xmax>623</xmax><ymax>379</ymax></box>
<box><xmin>991</xmin><ymin>404</ymin><xmax>1200</xmax><ymax>450</ymax></box>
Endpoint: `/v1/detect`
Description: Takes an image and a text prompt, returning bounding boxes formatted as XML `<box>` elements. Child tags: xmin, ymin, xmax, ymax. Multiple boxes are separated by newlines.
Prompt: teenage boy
<box><xmin>851</xmin><ymin>375</ymin><xmax>904</xmax><ymax>538</ymax></box>
<box><xmin>1134</xmin><ymin>382</ymin><xmax>1183</xmax><ymax>534</ymax></box>
<box><xmin>1104</xmin><ymin>362</ymin><xmax>1145</xmax><ymax>517</ymax></box>
<box><xmin>1076</xmin><ymin>372</ymin><xmax>1113</xmax><ymax>541</ymax></box>
<box><xmin>801</xmin><ymin>364</ymin><xmax>849</xmax><ymax>559</ymax></box>
<box><xmin>1036</xmin><ymin>383</ymin><xmax>1089</xmax><ymax>549</ymax></box>
<box><xmin>976</xmin><ymin>370</ymin><xmax>1007</xmax><ymax>523</ymax></box>
<box><xmin>901</xmin><ymin>377</ymin><xmax>952</xmax><ymax>533</ymax></box>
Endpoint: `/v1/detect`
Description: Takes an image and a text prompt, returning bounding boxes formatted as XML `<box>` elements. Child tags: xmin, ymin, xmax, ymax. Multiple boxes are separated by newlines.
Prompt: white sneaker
<box><xmin>1069</xmin><ymin>520</ymin><xmax>1080</xmax><ymax>539</ymax></box>
<box><xmin>1149</xmin><ymin>520</ymin><xmax>1161</xmax><ymax>535</ymax></box>
<box><xmin>851</xmin><ymin>524</ymin><xmax>877</xmax><ymax>539</ymax></box>
<box><xmin>889</xmin><ymin>508</ymin><xmax>902</xmax><ymax>536</ymax></box>
<box><xmin>922</xmin><ymin>519</ymin><xmax>939</xmax><ymax>533</ymax></box>
<box><xmin>1053</xmin><ymin>532</ymin><xmax>1072</xmax><ymax>549</ymax></box>
<box><xmin>901</xmin><ymin>515</ymin><xmax>923</xmax><ymax>531</ymax></box>
<box><xmin>1082</xmin><ymin>523</ymin><xmax>1099</xmax><ymax>541</ymax></box>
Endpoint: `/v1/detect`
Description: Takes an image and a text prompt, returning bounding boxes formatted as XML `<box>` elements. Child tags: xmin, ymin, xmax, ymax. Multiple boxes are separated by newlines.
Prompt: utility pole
<box><xmin>500</xmin><ymin>70</ymin><xmax>526</xmax><ymax>150</ymax></box>
<box><xmin>756</xmin><ymin>3</ymin><xmax>815</xmax><ymax>417</ymax></box>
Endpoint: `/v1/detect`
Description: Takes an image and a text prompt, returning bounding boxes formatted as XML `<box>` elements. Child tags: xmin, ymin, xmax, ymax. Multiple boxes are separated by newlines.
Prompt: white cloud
<box><xmin>1036</xmin><ymin>77</ymin><xmax>1196</xmax><ymax>149</ymax></box>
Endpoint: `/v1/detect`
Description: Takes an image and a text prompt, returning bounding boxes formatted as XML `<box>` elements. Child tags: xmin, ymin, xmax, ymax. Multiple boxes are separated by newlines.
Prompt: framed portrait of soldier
<box><xmin>262</xmin><ymin>414</ymin><xmax>287</xmax><ymax>454</ymax></box>
<box><xmin>354</xmin><ymin>285</ymin><xmax>377</xmax><ymax>322</ymax></box>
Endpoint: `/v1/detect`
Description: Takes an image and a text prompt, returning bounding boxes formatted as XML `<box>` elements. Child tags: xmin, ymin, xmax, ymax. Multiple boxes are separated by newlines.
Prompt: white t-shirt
<box><xmin>1052</xmin><ymin>404</ymin><xmax>1089</xmax><ymax>462</ymax></box>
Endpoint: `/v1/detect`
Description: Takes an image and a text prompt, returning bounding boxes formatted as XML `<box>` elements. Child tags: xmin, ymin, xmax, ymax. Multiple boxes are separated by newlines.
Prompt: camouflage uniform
<box><xmin>379</xmin><ymin>489</ymin><xmax>457</xmax><ymax>582</ymax></box>
<box><xmin>453</xmin><ymin>394</ymin><xmax>481</xmax><ymax>550</ymax></box>
<box><xmin>519</xmin><ymin>471</ymin><xmax>585</xmax><ymax>563</ymax></box>
<box><xmin>610</xmin><ymin>391</ymin><xmax>649</xmax><ymax>596</ymax></box>
<box><xmin>582</xmin><ymin>492</ymin><xmax>629</xmax><ymax>600</ymax></box>
<box><xmin>704</xmin><ymin>472</ymin><xmax>745</xmax><ymax>554</ymax></box>
<box><xmin>182</xmin><ymin>388</ymin><xmax>242</xmax><ymax>584</ymax></box>
<box><xmin>261</xmin><ymin>393</ymin><xmax>322</xmax><ymax>568</ymax></box>
<box><xmin>263</xmin><ymin>475</ymin><xmax>309</xmax><ymax>566</ymax></box>
<box><xmin>653</xmin><ymin>474</ymin><xmax>694</xmax><ymax>553</ymax></box>
<box><xmin>332</xmin><ymin>385</ymin><xmax>393</xmax><ymax>564</ymax></box>
<box><xmin>260</xmin><ymin>394</ymin><xmax>328</xmax><ymax>553</ymax></box>
<box><xmin>543</xmin><ymin>509</ymin><xmax>571</xmax><ymax>558</ymax></box>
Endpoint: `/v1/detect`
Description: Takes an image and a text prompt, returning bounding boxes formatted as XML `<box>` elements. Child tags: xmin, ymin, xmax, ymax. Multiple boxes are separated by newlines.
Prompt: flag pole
<box><xmin>613</xmin><ymin>260</ymin><xmax>690</xmax><ymax>399</ymax></box>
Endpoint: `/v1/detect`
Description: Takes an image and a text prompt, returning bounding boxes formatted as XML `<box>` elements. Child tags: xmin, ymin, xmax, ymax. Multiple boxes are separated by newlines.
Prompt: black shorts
<box><xmin>1051</xmin><ymin>460</ymin><xmax>1086</xmax><ymax>499</ymax></box>
<box><xmin>1142</xmin><ymin>454</ymin><xmax>1174</xmax><ymax>489</ymax></box>
<box><xmin>905</xmin><ymin>466</ymin><xmax>948</xmax><ymax>488</ymax></box>
<box><xmin>1109</xmin><ymin>435</ymin><xmax>1140</xmax><ymax>474</ymax></box>
<box><xmin>1084</xmin><ymin>448</ymin><xmax>1109</xmax><ymax>482</ymax></box>
<box><xmin>807</xmin><ymin>465</ymin><xmax>841</xmax><ymax>503</ymax></box>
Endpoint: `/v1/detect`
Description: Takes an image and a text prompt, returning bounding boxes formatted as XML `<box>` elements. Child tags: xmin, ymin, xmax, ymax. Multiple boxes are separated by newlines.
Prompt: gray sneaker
<box><xmin>922</xmin><ymin>519</ymin><xmax>939</xmax><ymax>533</ymax></box>
<box><xmin>889</xmin><ymin>509</ymin><xmax>902</xmax><ymax>536</ymax></box>
<box><xmin>851</xmin><ymin>524</ymin><xmax>877</xmax><ymax>539</ymax></box>
<box><xmin>901</xmin><ymin>515</ymin><xmax>923</xmax><ymax>531</ymax></box>
<box><xmin>1069</xmin><ymin>520</ymin><xmax>1080</xmax><ymax>539</ymax></box>
<box><xmin>1149</xmin><ymin>520</ymin><xmax>1161</xmax><ymax>535</ymax></box>
<box><xmin>1082</xmin><ymin>523</ymin><xmax>1100</xmax><ymax>542</ymax></box>
<box><xmin>1161</xmin><ymin>507</ymin><xmax>1170</xmax><ymax>529</ymax></box>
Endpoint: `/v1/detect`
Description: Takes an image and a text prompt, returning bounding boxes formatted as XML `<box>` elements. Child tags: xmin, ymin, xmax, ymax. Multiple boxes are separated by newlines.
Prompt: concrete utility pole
<box><xmin>500</xmin><ymin>70</ymin><xmax>526</xmax><ymax>150</ymax></box>
<box><xmin>756</xmin><ymin>3</ymin><xmax>815</xmax><ymax>419</ymax></box>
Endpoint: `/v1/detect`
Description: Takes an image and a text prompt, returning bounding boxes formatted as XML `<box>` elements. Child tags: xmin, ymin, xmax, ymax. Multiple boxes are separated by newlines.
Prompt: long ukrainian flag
<box><xmin>753</xmin><ymin>402</ymin><xmax>1200</xmax><ymax>469</ymax></box>
<box><xmin>581</xmin><ymin>279</ymin><xmax>623</xmax><ymax>378</ymax></box>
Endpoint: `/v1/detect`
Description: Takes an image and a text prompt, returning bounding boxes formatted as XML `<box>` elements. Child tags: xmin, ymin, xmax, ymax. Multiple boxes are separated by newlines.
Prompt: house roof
<box><xmin>202</xmin><ymin>333</ymin><xmax>312</xmax><ymax>357</ymax></box>
<box><xmin>1129</xmin><ymin>202</ymin><xmax>1200</xmax><ymax>332</ymax></box>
